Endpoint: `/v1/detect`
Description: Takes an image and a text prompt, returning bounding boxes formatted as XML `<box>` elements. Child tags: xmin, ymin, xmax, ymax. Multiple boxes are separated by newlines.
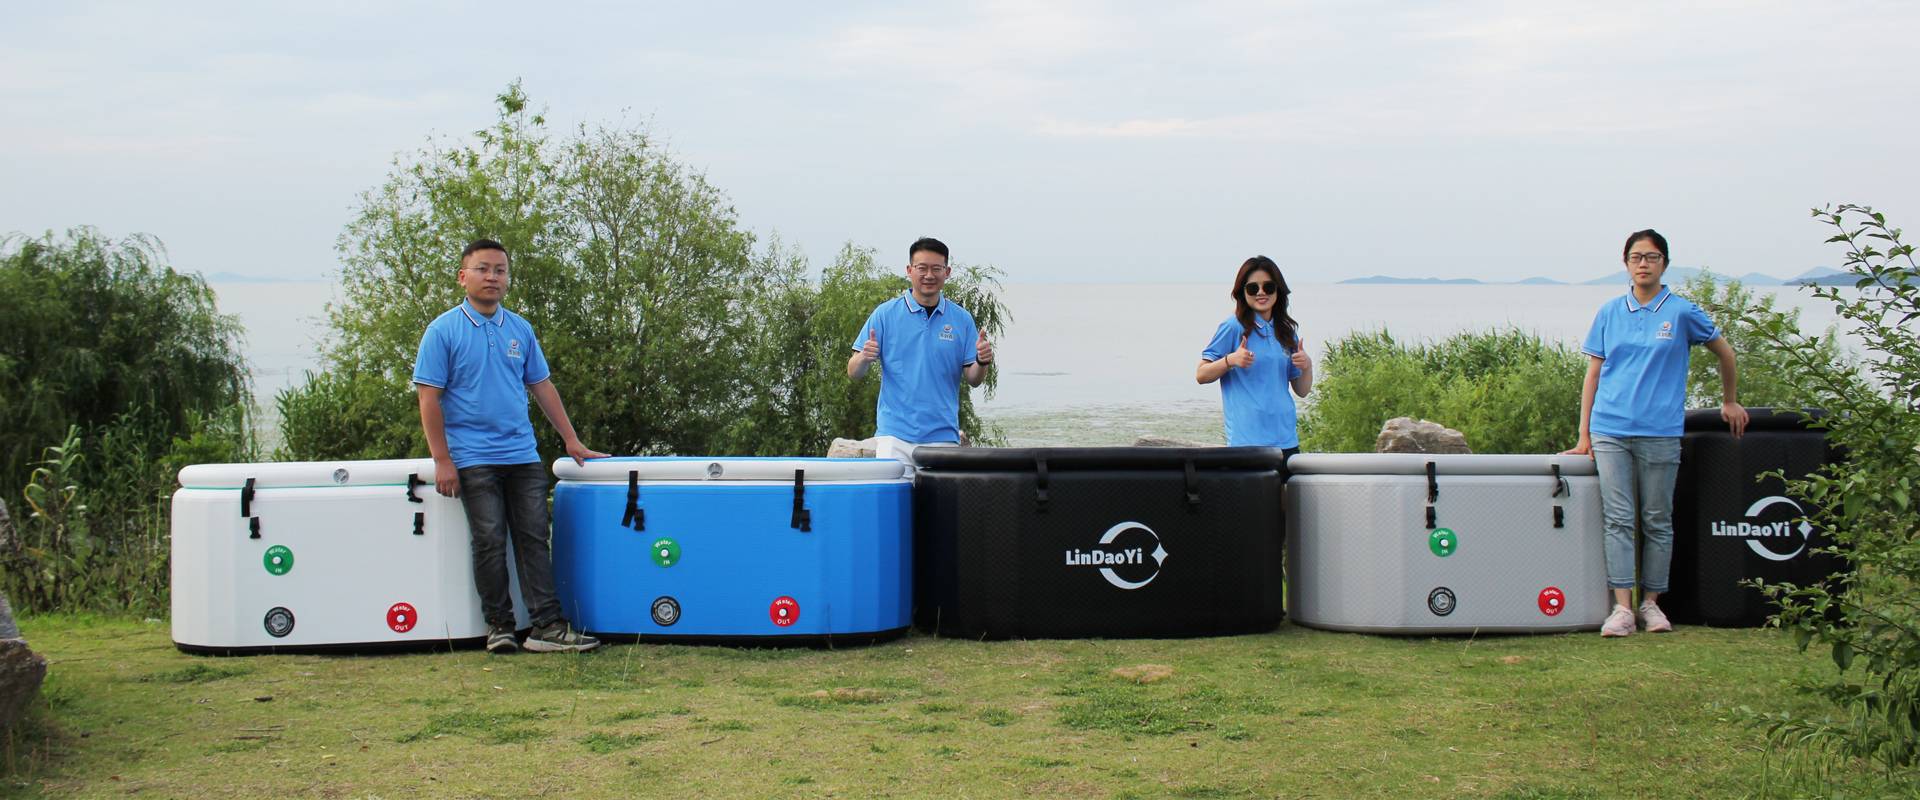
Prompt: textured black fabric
<box><xmin>911</xmin><ymin>446</ymin><xmax>1289</xmax><ymax>473</ymax></box>
<box><xmin>914</xmin><ymin>451</ymin><xmax>1285</xmax><ymax>639</ymax></box>
<box><xmin>1668</xmin><ymin>411</ymin><xmax>1845</xmax><ymax>626</ymax></box>
<box><xmin>1683</xmin><ymin>406</ymin><xmax>1825</xmax><ymax>434</ymax></box>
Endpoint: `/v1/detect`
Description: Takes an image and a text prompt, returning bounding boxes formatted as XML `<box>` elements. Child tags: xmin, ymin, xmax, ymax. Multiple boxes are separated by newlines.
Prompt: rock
<box><xmin>1132</xmin><ymin>435</ymin><xmax>1218</xmax><ymax>448</ymax></box>
<box><xmin>826</xmin><ymin>437</ymin><xmax>879</xmax><ymax>458</ymax></box>
<box><xmin>0</xmin><ymin>497</ymin><xmax>13</xmax><ymax>552</ymax></box>
<box><xmin>0</xmin><ymin>592</ymin><xmax>16</xmax><ymax>640</ymax></box>
<box><xmin>0</xmin><ymin>592</ymin><xmax>48</xmax><ymax>735</ymax></box>
<box><xmin>1374</xmin><ymin>417</ymin><xmax>1472</xmax><ymax>454</ymax></box>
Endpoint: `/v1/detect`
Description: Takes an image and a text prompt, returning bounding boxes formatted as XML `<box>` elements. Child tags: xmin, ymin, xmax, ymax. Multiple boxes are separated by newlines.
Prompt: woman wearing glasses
<box><xmin>1197</xmin><ymin>256</ymin><xmax>1313</xmax><ymax>457</ymax></box>
<box><xmin>1564</xmin><ymin>229</ymin><xmax>1748</xmax><ymax>638</ymax></box>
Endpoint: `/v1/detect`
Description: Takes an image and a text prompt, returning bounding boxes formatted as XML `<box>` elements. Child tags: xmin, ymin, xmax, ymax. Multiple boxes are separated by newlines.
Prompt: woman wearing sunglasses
<box><xmin>1197</xmin><ymin>256</ymin><xmax>1313</xmax><ymax>457</ymax></box>
<box><xmin>1564</xmin><ymin>229</ymin><xmax>1748</xmax><ymax>638</ymax></box>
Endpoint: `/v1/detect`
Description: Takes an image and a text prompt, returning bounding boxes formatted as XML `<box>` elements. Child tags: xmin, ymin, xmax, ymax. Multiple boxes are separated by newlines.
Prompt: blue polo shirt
<box><xmin>1580</xmin><ymin>286</ymin><xmax>1719</xmax><ymax>438</ymax></box>
<box><xmin>1202</xmin><ymin>316</ymin><xmax>1305</xmax><ymax>448</ymax></box>
<box><xmin>412</xmin><ymin>301</ymin><xmax>552</xmax><ymax>468</ymax></box>
<box><xmin>854</xmin><ymin>292</ymin><xmax>979</xmax><ymax>443</ymax></box>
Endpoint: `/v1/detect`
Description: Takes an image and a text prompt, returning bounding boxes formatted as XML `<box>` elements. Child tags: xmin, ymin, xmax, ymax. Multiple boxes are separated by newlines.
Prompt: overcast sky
<box><xmin>5</xmin><ymin>1</ymin><xmax>1917</xmax><ymax>284</ymax></box>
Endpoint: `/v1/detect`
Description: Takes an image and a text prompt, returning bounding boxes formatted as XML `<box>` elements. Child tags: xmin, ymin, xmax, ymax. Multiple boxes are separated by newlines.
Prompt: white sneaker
<box><xmin>1639</xmin><ymin>601</ymin><xmax>1673</xmax><ymax>633</ymax></box>
<box><xmin>1601</xmin><ymin>604</ymin><xmax>1635</xmax><ymax>637</ymax></box>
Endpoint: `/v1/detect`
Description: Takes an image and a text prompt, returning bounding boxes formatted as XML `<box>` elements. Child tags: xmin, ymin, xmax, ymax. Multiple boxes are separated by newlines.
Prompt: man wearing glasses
<box><xmin>847</xmin><ymin>237</ymin><xmax>994</xmax><ymax>465</ymax></box>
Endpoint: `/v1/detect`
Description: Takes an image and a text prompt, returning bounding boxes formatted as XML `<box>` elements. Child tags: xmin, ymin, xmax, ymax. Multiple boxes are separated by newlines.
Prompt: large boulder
<box><xmin>0</xmin><ymin>592</ymin><xmax>48</xmax><ymax>735</ymax></box>
<box><xmin>1375</xmin><ymin>417</ymin><xmax>1472</xmax><ymax>454</ymax></box>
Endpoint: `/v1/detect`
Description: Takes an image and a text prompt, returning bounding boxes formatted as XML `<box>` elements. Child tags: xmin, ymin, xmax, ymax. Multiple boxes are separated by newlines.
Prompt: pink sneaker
<box><xmin>1639</xmin><ymin>601</ymin><xmax>1673</xmax><ymax>633</ymax></box>
<box><xmin>1601</xmin><ymin>604</ymin><xmax>1635</xmax><ymax>637</ymax></box>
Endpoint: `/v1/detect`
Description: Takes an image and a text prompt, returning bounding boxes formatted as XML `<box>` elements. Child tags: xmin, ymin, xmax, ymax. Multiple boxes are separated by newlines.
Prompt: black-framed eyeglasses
<box><xmin>1627</xmin><ymin>252</ymin><xmax>1665</xmax><ymax>265</ymax></box>
<box><xmin>1243</xmin><ymin>280</ymin><xmax>1278</xmax><ymax>296</ymax></box>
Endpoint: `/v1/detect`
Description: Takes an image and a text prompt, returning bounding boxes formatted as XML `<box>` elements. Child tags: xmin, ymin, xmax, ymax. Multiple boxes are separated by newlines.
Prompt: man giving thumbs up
<box><xmin>848</xmin><ymin>237</ymin><xmax>991</xmax><ymax>464</ymax></box>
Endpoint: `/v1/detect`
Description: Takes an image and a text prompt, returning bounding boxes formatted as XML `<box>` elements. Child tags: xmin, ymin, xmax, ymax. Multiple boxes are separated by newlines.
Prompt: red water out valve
<box><xmin>388</xmin><ymin>602</ymin><xmax>418</xmax><ymax>633</ymax></box>
<box><xmin>1538</xmin><ymin>587</ymin><xmax>1565</xmax><ymax>617</ymax></box>
<box><xmin>769</xmin><ymin>596</ymin><xmax>800</xmax><ymax>627</ymax></box>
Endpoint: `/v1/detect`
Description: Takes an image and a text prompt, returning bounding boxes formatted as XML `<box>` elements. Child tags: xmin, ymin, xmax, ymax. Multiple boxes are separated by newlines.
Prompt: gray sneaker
<box><xmin>524</xmin><ymin>621</ymin><xmax>601</xmax><ymax>653</ymax></box>
<box><xmin>485</xmin><ymin>624</ymin><xmax>519</xmax><ymax>654</ymax></box>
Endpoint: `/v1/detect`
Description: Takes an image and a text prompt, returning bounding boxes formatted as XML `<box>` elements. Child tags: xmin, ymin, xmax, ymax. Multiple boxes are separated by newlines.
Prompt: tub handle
<box><xmin>413</xmin><ymin>511</ymin><xmax>425</xmax><ymax>536</ymax></box>
<box><xmin>1424</xmin><ymin>462</ymin><xmax>1438</xmax><ymax>529</ymax></box>
<box><xmin>406</xmin><ymin>473</ymin><xmax>425</xmax><ymax>503</ymax></box>
<box><xmin>1550</xmin><ymin>463</ymin><xmax>1567</xmax><ymax>528</ymax></box>
<box><xmin>1183</xmin><ymin>460</ymin><xmax>1201</xmax><ymax>508</ymax></box>
<box><xmin>242</xmin><ymin>477</ymin><xmax>261</xmax><ymax>539</ymax></box>
<box><xmin>791</xmin><ymin>469</ymin><xmax>812</xmax><ymax>532</ymax></box>
<box><xmin>622</xmin><ymin>470</ymin><xmax>646</xmax><ymax>531</ymax></box>
<box><xmin>1034</xmin><ymin>456</ymin><xmax>1050</xmax><ymax>513</ymax></box>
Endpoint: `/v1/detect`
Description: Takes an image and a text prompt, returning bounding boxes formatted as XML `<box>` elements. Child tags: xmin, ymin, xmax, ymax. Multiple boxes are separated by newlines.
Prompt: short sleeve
<box><xmin>852</xmin><ymin>307</ymin><xmax>883</xmax><ymax>352</ymax></box>
<box><xmin>412</xmin><ymin>323</ymin><xmax>450</xmax><ymax>389</ymax></box>
<box><xmin>1201</xmin><ymin>320</ymin><xmax>1241</xmax><ymax>361</ymax></box>
<box><xmin>521</xmin><ymin>324</ymin><xmax>552</xmax><ymax>385</ymax></box>
<box><xmin>1683</xmin><ymin>303</ymin><xmax>1720</xmax><ymax>345</ymax></box>
<box><xmin>1580</xmin><ymin>307</ymin><xmax>1608</xmax><ymax>359</ymax></box>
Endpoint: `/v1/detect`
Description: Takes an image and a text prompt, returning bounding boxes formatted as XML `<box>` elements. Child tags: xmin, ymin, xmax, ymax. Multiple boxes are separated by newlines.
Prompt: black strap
<box><xmin>248</xmin><ymin>517</ymin><xmax>261</xmax><ymax>540</ymax></box>
<box><xmin>413</xmin><ymin>511</ymin><xmax>425</xmax><ymax>536</ymax></box>
<box><xmin>1553</xmin><ymin>506</ymin><xmax>1565</xmax><ymax>528</ymax></box>
<box><xmin>1034</xmin><ymin>456</ymin><xmax>1050</xmax><ymax>513</ymax></box>
<box><xmin>791</xmin><ymin>469</ymin><xmax>811</xmax><ymax>532</ymax></box>
<box><xmin>1550</xmin><ymin>463</ymin><xmax>1567</xmax><ymax>528</ymax></box>
<box><xmin>1426</xmin><ymin>506</ymin><xmax>1436</xmax><ymax>529</ymax></box>
<box><xmin>241</xmin><ymin>477</ymin><xmax>255</xmax><ymax>517</ymax></box>
<box><xmin>621</xmin><ymin>470</ymin><xmax>645</xmax><ymax>531</ymax></box>
<box><xmin>407</xmin><ymin>473</ymin><xmax>425</xmax><ymax>503</ymax></box>
<box><xmin>1183</xmin><ymin>460</ymin><xmax>1200</xmax><ymax>508</ymax></box>
<box><xmin>1426</xmin><ymin>461</ymin><xmax>1438</xmax><ymax>502</ymax></box>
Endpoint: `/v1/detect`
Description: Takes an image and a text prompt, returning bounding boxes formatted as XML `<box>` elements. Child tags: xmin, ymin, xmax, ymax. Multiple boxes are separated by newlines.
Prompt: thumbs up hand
<box><xmin>1226</xmin><ymin>334</ymin><xmax>1255</xmax><ymax>369</ymax></box>
<box><xmin>861</xmin><ymin>327</ymin><xmax>881</xmax><ymax>365</ymax></box>
<box><xmin>1291</xmin><ymin>335</ymin><xmax>1311</xmax><ymax>372</ymax></box>
<box><xmin>975</xmin><ymin>330</ymin><xmax>994</xmax><ymax>365</ymax></box>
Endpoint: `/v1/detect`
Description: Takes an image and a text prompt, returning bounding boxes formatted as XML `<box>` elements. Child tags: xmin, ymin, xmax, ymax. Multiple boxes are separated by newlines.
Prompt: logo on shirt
<box><xmin>507</xmin><ymin>338</ymin><xmax>523</xmax><ymax>359</ymax></box>
<box><xmin>939</xmin><ymin>324</ymin><xmax>956</xmax><ymax>342</ymax></box>
<box><xmin>1655</xmin><ymin>321</ymin><xmax>1674</xmax><ymax>340</ymax></box>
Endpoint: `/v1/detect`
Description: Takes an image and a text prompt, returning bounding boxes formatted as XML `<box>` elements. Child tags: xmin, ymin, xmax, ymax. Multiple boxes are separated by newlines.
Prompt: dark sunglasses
<box><xmin>1243</xmin><ymin>280</ymin><xmax>1279</xmax><ymax>296</ymax></box>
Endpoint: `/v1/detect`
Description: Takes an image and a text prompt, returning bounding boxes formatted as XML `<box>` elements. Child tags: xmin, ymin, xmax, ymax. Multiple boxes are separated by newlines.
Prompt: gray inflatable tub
<box><xmin>1286</xmin><ymin>453</ymin><xmax>1607</xmax><ymax>634</ymax></box>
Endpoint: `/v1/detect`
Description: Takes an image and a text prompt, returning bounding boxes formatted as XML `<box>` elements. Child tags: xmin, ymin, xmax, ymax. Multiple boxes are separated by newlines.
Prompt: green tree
<box><xmin>283</xmin><ymin>83</ymin><xmax>1007</xmax><ymax>460</ymax></box>
<box><xmin>0</xmin><ymin>228</ymin><xmax>254</xmax><ymax>613</ymax></box>
<box><xmin>1742</xmin><ymin>205</ymin><xmax>1920</xmax><ymax>784</ymax></box>
<box><xmin>1680</xmin><ymin>270</ymin><xmax>1845</xmax><ymax>410</ymax></box>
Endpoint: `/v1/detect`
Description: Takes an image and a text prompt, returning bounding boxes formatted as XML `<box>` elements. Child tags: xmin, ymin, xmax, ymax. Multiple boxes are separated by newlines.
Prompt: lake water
<box><xmin>214</xmin><ymin>281</ymin><xmax>1853</xmax><ymax>448</ymax></box>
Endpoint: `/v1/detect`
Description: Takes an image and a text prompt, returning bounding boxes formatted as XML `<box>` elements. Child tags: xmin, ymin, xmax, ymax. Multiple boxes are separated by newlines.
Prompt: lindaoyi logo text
<box><xmin>1712</xmin><ymin>496</ymin><xmax>1814</xmax><ymax>561</ymax></box>
<box><xmin>1064</xmin><ymin>521</ymin><xmax>1169</xmax><ymax>590</ymax></box>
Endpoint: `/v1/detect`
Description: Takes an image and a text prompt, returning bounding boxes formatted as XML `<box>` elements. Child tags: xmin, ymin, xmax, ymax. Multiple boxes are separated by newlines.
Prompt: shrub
<box><xmin>1740</xmin><ymin>205</ymin><xmax>1920</xmax><ymax>782</ymax></box>
<box><xmin>1299</xmin><ymin>329</ymin><xmax>1586</xmax><ymax>454</ymax></box>
<box><xmin>0</xmin><ymin>230</ymin><xmax>254</xmax><ymax>614</ymax></box>
<box><xmin>1681</xmin><ymin>270</ymin><xmax>1846</xmax><ymax>410</ymax></box>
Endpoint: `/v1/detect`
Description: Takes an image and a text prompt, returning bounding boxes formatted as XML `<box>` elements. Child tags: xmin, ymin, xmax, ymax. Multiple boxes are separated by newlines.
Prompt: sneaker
<box><xmin>1601</xmin><ymin>604</ymin><xmax>1635</xmax><ymax>637</ymax></box>
<box><xmin>523</xmin><ymin>620</ymin><xmax>601</xmax><ymax>653</ymax></box>
<box><xmin>485</xmin><ymin>624</ymin><xmax>519</xmax><ymax>654</ymax></box>
<box><xmin>1639</xmin><ymin>601</ymin><xmax>1673</xmax><ymax>633</ymax></box>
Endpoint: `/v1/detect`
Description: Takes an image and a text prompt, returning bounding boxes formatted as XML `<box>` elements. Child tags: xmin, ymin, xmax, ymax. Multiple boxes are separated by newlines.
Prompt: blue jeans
<box><xmin>1592</xmin><ymin>434</ymin><xmax>1681</xmax><ymax>593</ymax></box>
<box><xmin>456</xmin><ymin>462</ymin><xmax>562</xmax><ymax>629</ymax></box>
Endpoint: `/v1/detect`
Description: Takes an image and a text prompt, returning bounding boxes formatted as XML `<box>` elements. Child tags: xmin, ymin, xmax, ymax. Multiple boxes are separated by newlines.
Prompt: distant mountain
<box><xmin>1338</xmin><ymin>276</ymin><xmax>1485</xmax><ymax>285</ymax></box>
<box><xmin>1516</xmin><ymin>276</ymin><xmax>1566</xmax><ymax>285</ymax></box>
<box><xmin>1790</xmin><ymin>266</ymin><xmax>1856</xmax><ymax>286</ymax></box>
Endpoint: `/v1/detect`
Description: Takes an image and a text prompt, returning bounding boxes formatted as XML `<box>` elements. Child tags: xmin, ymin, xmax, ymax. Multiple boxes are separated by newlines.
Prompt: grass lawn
<box><xmin>0</xmin><ymin>615</ymin><xmax>1888</xmax><ymax>798</ymax></box>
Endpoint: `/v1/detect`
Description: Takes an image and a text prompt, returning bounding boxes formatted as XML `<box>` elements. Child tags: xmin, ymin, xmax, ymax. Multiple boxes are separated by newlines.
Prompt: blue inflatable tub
<box><xmin>551</xmin><ymin>457</ymin><xmax>912</xmax><ymax>643</ymax></box>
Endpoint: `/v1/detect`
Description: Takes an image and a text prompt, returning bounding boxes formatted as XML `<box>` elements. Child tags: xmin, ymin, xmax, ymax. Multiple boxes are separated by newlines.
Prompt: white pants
<box><xmin>873</xmin><ymin>436</ymin><xmax>958</xmax><ymax>477</ymax></box>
